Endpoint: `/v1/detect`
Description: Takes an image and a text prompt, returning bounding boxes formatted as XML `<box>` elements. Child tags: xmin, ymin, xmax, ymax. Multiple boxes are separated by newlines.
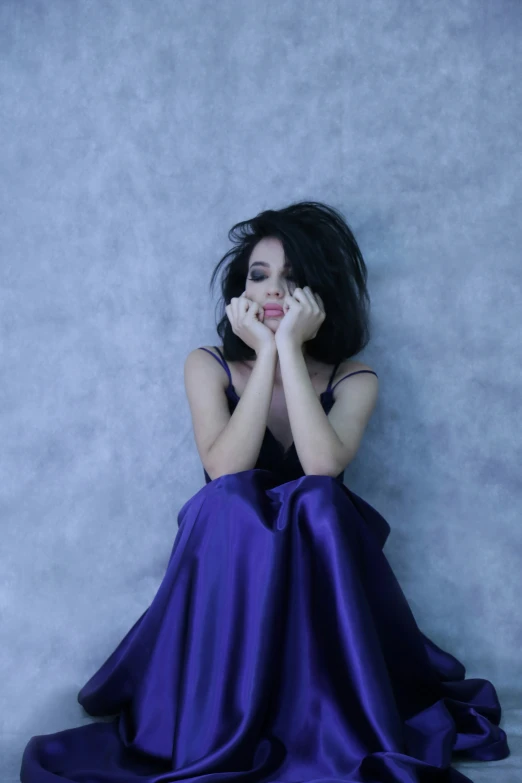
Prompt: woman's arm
<box><xmin>277</xmin><ymin>340</ymin><xmax>378</xmax><ymax>476</ymax></box>
<box><xmin>184</xmin><ymin>343</ymin><xmax>277</xmax><ymax>480</ymax></box>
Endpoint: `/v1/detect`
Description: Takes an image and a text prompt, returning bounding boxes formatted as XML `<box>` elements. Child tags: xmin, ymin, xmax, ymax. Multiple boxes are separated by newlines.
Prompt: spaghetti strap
<box><xmin>198</xmin><ymin>349</ymin><xmax>376</xmax><ymax>396</ymax></box>
<box><xmin>197</xmin><ymin>346</ymin><xmax>232</xmax><ymax>385</ymax></box>
<box><xmin>213</xmin><ymin>345</ymin><xmax>227</xmax><ymax>364</ymax></box>
<box><xmin>331</xmin><ymin>369</ymin><xmax>378</xmax><ymax>393</ymax></box>
<box><xmin>325</xmin><ymin>361</ymin><xmax>342</xmax><ymax>393</ymax></box>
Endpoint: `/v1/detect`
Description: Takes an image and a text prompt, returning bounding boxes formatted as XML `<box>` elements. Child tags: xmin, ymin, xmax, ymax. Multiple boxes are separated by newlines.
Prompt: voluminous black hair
<box><xmin>209</xmin><ymin>200</ymin><xmax>373</xmax><ymax>365</ymax></box>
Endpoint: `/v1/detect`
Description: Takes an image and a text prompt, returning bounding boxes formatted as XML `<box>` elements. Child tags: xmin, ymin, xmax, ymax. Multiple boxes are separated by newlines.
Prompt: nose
<box><xmin>266</xmin><ymin>281</ymin><xmax>286</xmax><ymax>297</ymax></box>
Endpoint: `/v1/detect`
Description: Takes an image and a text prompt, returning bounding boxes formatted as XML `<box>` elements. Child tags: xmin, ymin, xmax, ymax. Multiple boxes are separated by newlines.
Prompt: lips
<box><xmin>264</xmin><ymin>305</ymin><xmax>284</xmax><ymax>316</ymax></box>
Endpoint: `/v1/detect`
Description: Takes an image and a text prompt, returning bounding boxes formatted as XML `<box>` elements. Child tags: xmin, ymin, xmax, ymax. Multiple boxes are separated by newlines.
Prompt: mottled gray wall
<box><xmin>2</xmin><ymin>1</ymin><xmax>520</xmax><ymax>780</ymax></box>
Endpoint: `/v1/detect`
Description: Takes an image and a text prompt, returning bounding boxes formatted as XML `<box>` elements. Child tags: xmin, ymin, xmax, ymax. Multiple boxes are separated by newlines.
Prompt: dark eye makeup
<box><xmin>248</xmin><ymin>274</ymin><xmax>295</xmax><ymax>282</ymax></box>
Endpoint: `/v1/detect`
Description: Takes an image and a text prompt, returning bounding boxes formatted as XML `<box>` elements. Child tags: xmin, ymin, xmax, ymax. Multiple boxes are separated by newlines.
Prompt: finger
<box><xmin>291</xmin><ymin>288</ymin><xmax>312</xmax><ymax>310</ymax></box>
<box><xmin>290</xmin><ymin>287</ymin><xmax>307</xmax><ymax>302</ymax></box>
<box><xmin>238</xmin><ymin>294</ymin><xmax>250</xmax><ymax>314</ymax></box>
<box><xmin>302</xmin><ymin>285</ymin><xmax>317</xmax><ymax>304</ymax></box>
<box><xmin>304</xmin><ymin>286</ymin><xmax>322</xmax><ymax>311</ymax></box>
<box><xmin>230</xmin><ymin>295</ymin><xmax>246</xmax><ymax>317</ymax></box>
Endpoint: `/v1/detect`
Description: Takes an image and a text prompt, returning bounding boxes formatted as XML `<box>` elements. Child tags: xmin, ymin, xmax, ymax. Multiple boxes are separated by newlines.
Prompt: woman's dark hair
<box><xmin>209</xmin><ymin>200</ymin><xmax>372</xmax><ymax>365</ymax></box>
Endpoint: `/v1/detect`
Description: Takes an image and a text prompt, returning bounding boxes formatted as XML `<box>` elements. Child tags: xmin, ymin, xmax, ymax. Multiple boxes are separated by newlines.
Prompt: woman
<box><xmin>20</xmin><ymin>201</ymin><xmax>509</xmax><ymax>783</ymax></box>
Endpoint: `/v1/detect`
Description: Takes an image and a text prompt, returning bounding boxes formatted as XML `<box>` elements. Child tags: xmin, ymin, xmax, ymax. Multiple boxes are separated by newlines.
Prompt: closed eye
<box><xmin>248</xmin><ymin>274</ymin><xmax>295</xmax><ymax>282</ymax></box>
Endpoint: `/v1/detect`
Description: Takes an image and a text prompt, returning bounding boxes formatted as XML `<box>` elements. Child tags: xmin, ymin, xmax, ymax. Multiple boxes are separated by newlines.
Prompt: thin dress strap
<box><xmin>197</xmin><ymin>346</ymin><xmax>232</xmax><ymax>385</ymax></box>
<box><xmin>331</xmin><ymin>369</ymin><xmax>378</xmax><ymax>393</ymax></box>
<box><xmin>198</xmin><ymin>348</ymin><xmax>377</xmax><ymax>395</ymax></box>
<box><xmin>325</xmin><ymin>361</ymin><xmax>343</xmax><ymax>393</ymax></box>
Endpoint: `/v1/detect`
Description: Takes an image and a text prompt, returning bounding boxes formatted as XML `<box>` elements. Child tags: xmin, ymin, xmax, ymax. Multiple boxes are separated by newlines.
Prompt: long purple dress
<box><xmin>20</xmin><ymin>346</ymin><xmax>510</xmax><ymax>783</ymax></box>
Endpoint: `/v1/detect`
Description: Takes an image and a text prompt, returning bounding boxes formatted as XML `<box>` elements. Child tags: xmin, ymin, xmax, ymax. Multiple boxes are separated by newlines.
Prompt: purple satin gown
<box><xmin>20</xmin><ymin>346</ymin><xmax>510</xmax><ymax>783</ymax></box>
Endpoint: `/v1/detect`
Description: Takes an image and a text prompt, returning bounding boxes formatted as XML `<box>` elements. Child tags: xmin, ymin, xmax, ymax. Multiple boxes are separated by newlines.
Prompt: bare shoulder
<box><xmin>332</xmin><ymin>358</ymin><xmax>378</xmax><ymax>385</ymax></box>
<box><xmin>183</xmin><ymin>346</ymin><xmax>234</xmax><ymax>474</ymax></box>
<box><xmin>183</xmin><ymin>345</ymin><xmax>228</xmax><ymax>392</ymax></box>
<box><xmin>328</xmin><ymin>359</ymin><xmax>379</xmax><ymax>417</ymax></box>
<box><xmin>323</xmin><ymin>360</ymin><xmax>379</xmax><ymax>470</ymax></box>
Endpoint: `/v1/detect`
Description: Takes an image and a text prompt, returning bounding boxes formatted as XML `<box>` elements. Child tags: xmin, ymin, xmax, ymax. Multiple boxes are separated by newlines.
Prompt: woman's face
<box><xmin>245</xmin><ymin>237</ymin><xmax>297</xmax><ymax>331</ymax></box>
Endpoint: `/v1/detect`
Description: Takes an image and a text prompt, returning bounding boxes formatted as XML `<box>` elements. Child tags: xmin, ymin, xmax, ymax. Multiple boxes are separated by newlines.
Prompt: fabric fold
<box><xmin>20</xmin><ymin>469</ymin><xmax>509</xmax><ymax>783</ymax></box>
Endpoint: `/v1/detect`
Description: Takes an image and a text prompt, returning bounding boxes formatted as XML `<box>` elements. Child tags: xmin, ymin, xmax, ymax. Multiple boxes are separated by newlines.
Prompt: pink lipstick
<box><xmin>264</xmin><ymin>305</ymin><xmax>284</xmax><ymax>317</ymax></box>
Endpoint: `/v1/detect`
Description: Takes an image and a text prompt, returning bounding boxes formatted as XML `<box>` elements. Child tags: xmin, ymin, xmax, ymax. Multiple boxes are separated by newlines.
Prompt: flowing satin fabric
<box><xmin>20</xmin><ymin>469</ymin><xmax>509</xmax><ymax>783</ymax></box>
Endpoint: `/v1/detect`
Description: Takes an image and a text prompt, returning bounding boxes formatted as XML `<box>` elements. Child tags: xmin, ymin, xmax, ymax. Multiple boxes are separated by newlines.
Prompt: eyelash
<box><xmin>248</xmin><ymin>274</ymin><xmax>295</xmax><ymax>282</ymax></box>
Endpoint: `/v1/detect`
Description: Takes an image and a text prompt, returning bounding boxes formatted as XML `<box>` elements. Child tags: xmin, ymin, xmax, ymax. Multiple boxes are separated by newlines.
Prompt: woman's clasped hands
<box><xmin>225</xmin><ymin>286</ymin><xmax>325</xmax><ymax>355</ymax></box>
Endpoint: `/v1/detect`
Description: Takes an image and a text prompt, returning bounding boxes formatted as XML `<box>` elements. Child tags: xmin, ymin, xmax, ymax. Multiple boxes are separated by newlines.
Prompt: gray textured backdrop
<box><xmin>1</xmin><ymin>1</ymin><xmax>521</xmax><ymax>781</ymax></box>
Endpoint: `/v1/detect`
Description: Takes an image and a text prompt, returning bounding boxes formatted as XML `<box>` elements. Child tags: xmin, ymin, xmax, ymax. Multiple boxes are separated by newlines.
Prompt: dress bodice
<box><xmin>198</xmin><ymin>346</ymin><xmax>378</xmax><ymax>485</ymax></box>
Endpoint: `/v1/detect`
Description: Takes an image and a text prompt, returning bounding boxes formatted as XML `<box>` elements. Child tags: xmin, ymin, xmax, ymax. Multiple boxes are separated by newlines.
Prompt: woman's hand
<box><xmin>225</xmin><ymin>291</ymin><xmax>276</xmax><ymax>354</ymax></box>
<box><xmin>275</xmin><ymin>286</ymin><xmax>325</xmax><ymax>348</ymax></box>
